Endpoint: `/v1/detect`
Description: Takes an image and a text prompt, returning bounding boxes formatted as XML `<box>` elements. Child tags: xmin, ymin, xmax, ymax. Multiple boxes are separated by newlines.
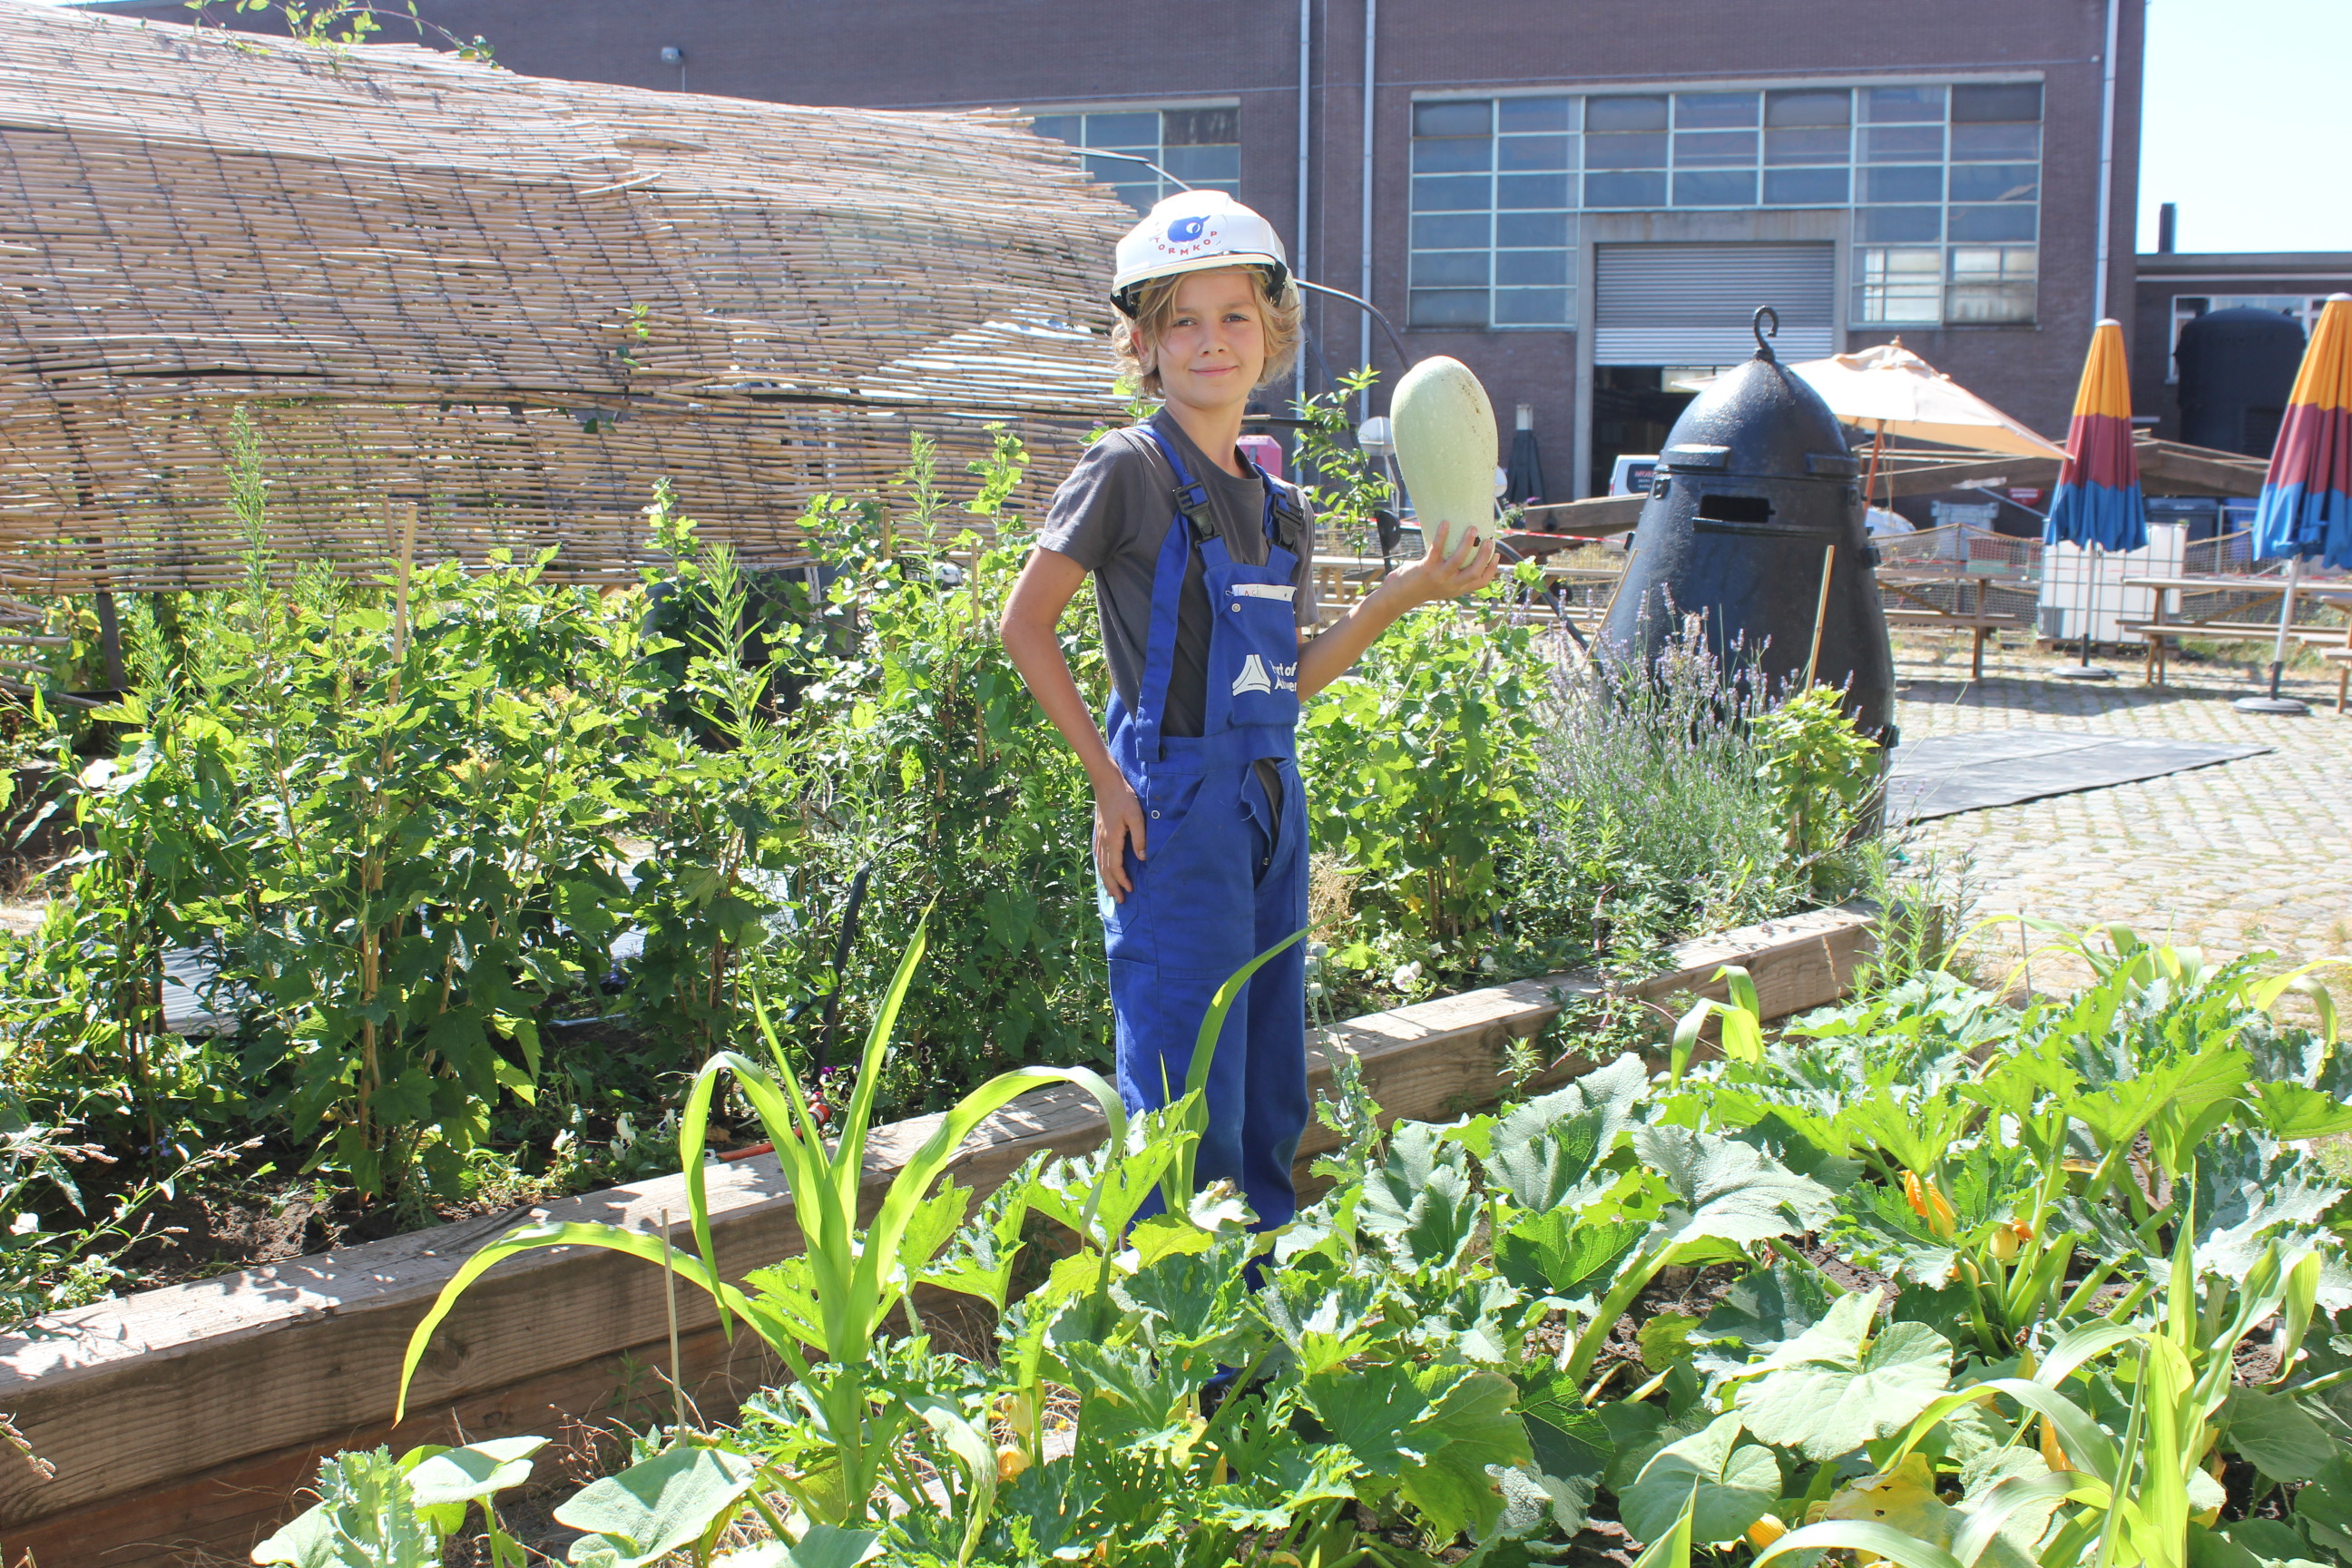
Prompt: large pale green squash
<box><xmin>1391</xmin><ymin>356</ymin><xmax>1499</xmax><ymax>558</ymax></box>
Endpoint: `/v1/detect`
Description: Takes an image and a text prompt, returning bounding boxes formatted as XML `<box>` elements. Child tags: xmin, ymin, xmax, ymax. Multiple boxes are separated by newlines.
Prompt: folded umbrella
<box><xmin>2240</xmin><ymin>292</ymin><xmax>2352</xmax><ymax>712</ymax></box>
<box><xmin>2044</xmin><ymin>319</ymin><xmax>2147</xmax><ymax>678</ymax></box>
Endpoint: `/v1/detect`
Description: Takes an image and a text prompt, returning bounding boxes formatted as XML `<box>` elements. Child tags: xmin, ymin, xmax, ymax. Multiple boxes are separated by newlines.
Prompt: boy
<box><xmin>998</xmin><ymin>190</ymin><xmax>1495</xmax><ymax>1238</ymax></box>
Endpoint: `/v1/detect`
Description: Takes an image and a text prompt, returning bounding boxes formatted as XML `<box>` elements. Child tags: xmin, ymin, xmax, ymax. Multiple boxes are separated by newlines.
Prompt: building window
<box><xmin>1853</xmin><ymin>82</ymin><xmax>2041</xmax><ymax>326</ymax></box>
<box><xmin>1857</xmin><ymin>247</ymin><xmax>1943</xmax><ymax>325</ymax></box>
<box><xmin>1409</xmin><ymin>79</ymin><xmax>2041</xmax><ymax>331</ymax></box>
<box><xmin>1408</xmin><ymin>97</ymin><xmax>1577</xmax><ymax>329</ymax></box>
<box><xmin>1029</xmin><ymin>105</ymin><xmax>1240</xmax><ymax>212</ymax></box>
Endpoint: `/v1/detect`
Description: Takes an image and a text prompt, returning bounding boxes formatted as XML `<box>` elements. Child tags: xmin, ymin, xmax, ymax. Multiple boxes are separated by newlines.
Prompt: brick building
<box><xmin>99</xmin><ymin>0</ymin><xmax>2146</xmax><ymax>496</ymax></box>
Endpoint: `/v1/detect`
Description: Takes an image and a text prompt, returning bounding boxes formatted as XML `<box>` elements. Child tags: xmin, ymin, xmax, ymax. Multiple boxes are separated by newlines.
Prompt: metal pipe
<box><xmin>1297</xmin><ymin>0</ymin><xmax>1311</xmax><ymax>288</ymax></box>
<box><xmin>2092</xmin><ymin>0</ymin><xmax>2121</xmax><ymax>324</ymax></box>
<box><xmin>2268</xmin><ymin>553</ymin><xmax>2304</xmax><ymax>700</ymax></box>
<box><xmin>1357</xmin><ymin>0</ymin><xmax>1377</xmax><ymax>415</ymax></box>
<box><xmin>1295</xmin><ymin>278</ymin><xmax>1407</xmax><ymax>368</ymax></box>
<box><xmin>1298</xmin><ymin>0</ymin><xmax>1314</xmax><ymax>402</ymax></box>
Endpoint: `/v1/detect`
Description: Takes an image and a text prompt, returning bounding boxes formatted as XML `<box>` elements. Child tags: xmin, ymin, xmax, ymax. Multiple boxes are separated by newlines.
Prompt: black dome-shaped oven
<box><xmin>1597</xmin><ymin>309</ymin><xmax>1896</xmax><ymax>742</ymax></box>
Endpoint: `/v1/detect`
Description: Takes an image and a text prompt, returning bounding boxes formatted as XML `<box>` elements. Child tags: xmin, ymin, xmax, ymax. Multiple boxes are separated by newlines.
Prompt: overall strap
<box><xmin>1243</xmin><ymin>455</ymin><xmax>1308</xmax><ymax>560</ymax></box>
<box><xmin>1141</xmin><ymin>423</ymin><xmax>1219</xmax><ymax>543</ymax></box>
<box><xmin>1120</xmin><ymin>426</ymin><xmax>1203</xmax><ymax>774</ymax></box>
<box><xmin>1147</xmin><ymin>420</ymin><xmax>1304</xmax><ymax>559</ymax></box>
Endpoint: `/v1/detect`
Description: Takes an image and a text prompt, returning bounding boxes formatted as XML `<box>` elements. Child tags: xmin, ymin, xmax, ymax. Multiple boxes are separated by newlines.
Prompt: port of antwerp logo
<box><xmin>1231</xmin><ymin>654</ymin><xmax>1273</xmax><ymax>696</ymax></box>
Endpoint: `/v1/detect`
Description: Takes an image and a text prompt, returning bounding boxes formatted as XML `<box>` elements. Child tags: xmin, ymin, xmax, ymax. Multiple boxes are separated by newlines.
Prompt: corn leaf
<box><xmin>1755</xmin><ymin>1521</ymin><xmax>1967</xmax><ymax>1568</ymax></box>
<box><xmin>397</xmin><ymin>1222</ymin><xmax>760</xmax><ymax>1422</ymax></box>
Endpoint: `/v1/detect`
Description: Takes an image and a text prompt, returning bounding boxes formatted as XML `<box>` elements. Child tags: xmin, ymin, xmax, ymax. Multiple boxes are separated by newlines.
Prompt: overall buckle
<box><xmin>1171</xmin><ymin>482</ymin><xmax>1218</xmax><ymax>541</ymax></box>
<box><xmin>1267</xmin><ymin>492</ymin><xmax>1305</xmax><ymax>554</ymax></box>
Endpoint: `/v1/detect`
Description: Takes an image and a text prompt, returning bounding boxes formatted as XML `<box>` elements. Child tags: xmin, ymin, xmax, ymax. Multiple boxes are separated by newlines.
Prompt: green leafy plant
<box><xmin>253</xmin><ymin>1436</ymin><xmax>543</xmax><ymax>1567</ymax></box>
<box><xmin>1752</xmin><ymin>681</ymin><xmax>1883</xmax><ymax>872</ymax></box>
<box><xmin>1300</xmin><ymin>582</ymin><xmax>1553</xmax><ymax>978</ymax></box>
<box><xmin>397</xmin><ymin>921</ymin><xmax>1125</xmax><ymax>1544</ymax></box>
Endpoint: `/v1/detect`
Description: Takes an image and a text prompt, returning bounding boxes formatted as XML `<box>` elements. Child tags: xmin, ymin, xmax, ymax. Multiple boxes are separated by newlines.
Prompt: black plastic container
<box><xmin>1597</xmin><ymin>309</ymin><xmax>1896</xmax><ymax>741</ymax></box>
<box><xmin>2176</xmin><ymin>306</ymin><xmax>2305</xmax><ymax>459</ymax></box>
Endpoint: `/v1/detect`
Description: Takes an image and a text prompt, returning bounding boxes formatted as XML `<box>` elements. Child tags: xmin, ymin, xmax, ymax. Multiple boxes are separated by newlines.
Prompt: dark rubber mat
<box><xmin>1886</xmin><ymin>729</ymin><xmax>2270</xmax><ymax>825</ymax></box>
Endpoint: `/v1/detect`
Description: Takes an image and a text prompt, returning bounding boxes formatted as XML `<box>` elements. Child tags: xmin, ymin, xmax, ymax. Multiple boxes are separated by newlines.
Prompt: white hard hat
<box><xmin>1111</xmin><ymin>191</ymin><xmax>1289</xmax><ymax>318</ymax></box>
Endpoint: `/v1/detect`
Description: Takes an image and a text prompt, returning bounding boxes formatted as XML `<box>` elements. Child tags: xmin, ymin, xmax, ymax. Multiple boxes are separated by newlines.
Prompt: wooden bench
<box><xmin>2118</xmin><ymin>619</ymin><xmax>2351</xmax><ymax>686</ymax></box>
<box><xmin>1882</xmin><ymin>609</ymin><xmax>2019</xmax><ymax>680</ymax></box>
<box><xmin>2324</xmin><ymin>644</ymin><xmax>2352</xmax><ymax>713</ymax></box>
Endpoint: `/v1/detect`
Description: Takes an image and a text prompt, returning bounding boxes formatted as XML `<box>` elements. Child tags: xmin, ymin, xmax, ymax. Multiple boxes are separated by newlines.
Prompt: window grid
<box><xmin>1030</xmin><ymin>107</ymin><xmax>1240</xmax><ymax>213</ymax></box>
<box><xmin>1407</xmin><ymin>98</ymin><xmax>1579</xmax><ymax>329</ymax></box>
<box><xmin>1406</xmin><ymin>83</ymin><xmax>2042</xmax><ymax>332</ymax></box>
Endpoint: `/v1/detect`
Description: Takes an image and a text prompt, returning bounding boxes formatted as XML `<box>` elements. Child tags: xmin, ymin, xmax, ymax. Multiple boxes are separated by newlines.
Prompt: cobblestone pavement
<box><xmin>1889</xmin><ymin>632</ymin><xmax>2350</xmax><ymax>992</ymax></box>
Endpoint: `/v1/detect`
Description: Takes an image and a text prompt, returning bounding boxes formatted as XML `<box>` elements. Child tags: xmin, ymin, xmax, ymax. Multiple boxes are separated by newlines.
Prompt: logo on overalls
<box><xmin>1231</xmin><ymin>654</ymin><xmax>1273</xmax><ymax>697</ymax></box>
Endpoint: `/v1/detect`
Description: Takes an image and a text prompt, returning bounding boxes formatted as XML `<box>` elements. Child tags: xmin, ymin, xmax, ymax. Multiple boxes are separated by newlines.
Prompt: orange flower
<box><xmin>2040</xmin><ymin>1416</ymin><xmax>2073</xmax><ymax>1473</ymax></box>
<box><xmin>1903</xmin><ymin>1171</ymin><xmax>1958</xmax><ymax>1240</ymax></box>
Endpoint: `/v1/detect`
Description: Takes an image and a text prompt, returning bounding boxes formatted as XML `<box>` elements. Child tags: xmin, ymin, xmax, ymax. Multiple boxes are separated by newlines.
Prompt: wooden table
<box><xmin>1876</xmin><ymin>567</ymin><xmax>2034</xmax><ymax>679</ymax></box>
<box><xmin>2120</xmin><ymin>575</ymin><xmax>2352</xmax><ymax>685</ymax></box>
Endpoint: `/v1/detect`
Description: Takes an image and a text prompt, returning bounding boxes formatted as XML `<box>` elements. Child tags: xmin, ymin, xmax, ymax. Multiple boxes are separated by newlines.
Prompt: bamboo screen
<box><xmin>0</xmin><ymin>5</ymin><xmax>1138</xmax><ymax>592</ymax></box>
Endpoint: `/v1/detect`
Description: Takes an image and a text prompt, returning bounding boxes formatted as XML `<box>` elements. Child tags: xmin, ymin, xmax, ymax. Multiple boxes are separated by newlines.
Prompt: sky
<box><xmin>2138</xmin><ymin>0</ymin><xmax>2352</xmax><ymax>252</ymax></box>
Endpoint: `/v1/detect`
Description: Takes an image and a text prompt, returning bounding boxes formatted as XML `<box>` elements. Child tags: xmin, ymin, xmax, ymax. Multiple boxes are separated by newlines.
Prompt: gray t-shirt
<box><xmin>1036</xmin><ymin>411</ymin><xmax>1318</xmax><ymax>740</ymax></box>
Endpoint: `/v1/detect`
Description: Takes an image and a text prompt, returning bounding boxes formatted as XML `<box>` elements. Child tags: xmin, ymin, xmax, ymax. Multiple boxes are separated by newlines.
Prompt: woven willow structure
<box><xmin>0</xmin><ymin>5</ymin><xmax>1135</xmax><ymax>592</ymax></box>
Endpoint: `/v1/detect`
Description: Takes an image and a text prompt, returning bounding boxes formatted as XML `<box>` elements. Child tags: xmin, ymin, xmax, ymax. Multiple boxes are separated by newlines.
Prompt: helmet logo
<box><xmin>1167</xmin><ymin>215</ymin><xmax>1209</xmax><ymax>243</ymax></box>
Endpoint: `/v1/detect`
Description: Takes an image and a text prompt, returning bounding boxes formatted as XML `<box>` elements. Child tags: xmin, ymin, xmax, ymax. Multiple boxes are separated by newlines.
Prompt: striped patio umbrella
<box><xmin>2240</xmin><ymin>292</ymin><xmax>2352</xmax><ymax>712</ymax></box>
<box><xmin>2044</xmin><ymin>318</ymin><xmax>2146</xmax><ymax>676</ymax></box>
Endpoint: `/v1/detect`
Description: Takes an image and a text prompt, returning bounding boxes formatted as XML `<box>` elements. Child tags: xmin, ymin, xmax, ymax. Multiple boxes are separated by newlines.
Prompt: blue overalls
<box><xmin>1101</xmin><ymin>426</ymin><xmax>1311</xmax><ymax>1234</ymax></box>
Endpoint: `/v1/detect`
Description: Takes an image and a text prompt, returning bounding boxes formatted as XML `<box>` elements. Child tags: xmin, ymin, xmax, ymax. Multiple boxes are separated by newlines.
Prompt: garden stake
<box><xmin>661</xmin><ymin>1207</ymin><xmax>686</xmax><ymax>1433</ymax></box>
<box><xmin>391</xmin><ymin>502</ymin><xmax>416</xmax><ymax>666</ymax></box>
<box><xmin>1803</xmin><ymin>543</ymin><xmax>1835</xmax><ymax>690</ymax></box>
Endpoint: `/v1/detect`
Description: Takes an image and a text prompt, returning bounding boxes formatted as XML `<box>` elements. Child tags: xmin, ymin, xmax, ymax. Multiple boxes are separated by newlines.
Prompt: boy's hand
<box><xmin>1390</xmin><ymin>523</ymin><xmax>1501</xmax><ymax>607</ymax></box>
<box><xmin>1093</xmin><ymin>770</ymin><xmax>1147</xmax><ymax>902</ymax></box>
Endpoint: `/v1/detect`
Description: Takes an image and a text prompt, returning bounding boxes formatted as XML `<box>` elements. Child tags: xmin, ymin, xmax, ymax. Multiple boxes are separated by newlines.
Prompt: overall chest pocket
<box><xmin>1204</xmin><ymin>578</ymin><xmax>1299</xmax><ymax>730</ymax></box>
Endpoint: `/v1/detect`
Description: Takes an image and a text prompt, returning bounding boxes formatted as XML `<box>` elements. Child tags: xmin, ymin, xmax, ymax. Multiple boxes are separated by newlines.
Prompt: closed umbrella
<box><xmin>2239</xmin><ymin>292</ymin><xmax>2352</xmax><ymax>714</ymax></box>
<box><xmin>2043</xmin><ymin>318</ymin><xmax>2148</xmax><ymax>681</ymax></box>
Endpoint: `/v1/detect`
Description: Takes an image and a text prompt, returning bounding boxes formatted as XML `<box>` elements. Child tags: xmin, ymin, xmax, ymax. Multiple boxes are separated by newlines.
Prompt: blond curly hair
<box><xmin>1112</xmin><ymin>265</ymin><xmax>1303</xmax><ymax>398</ymax></box>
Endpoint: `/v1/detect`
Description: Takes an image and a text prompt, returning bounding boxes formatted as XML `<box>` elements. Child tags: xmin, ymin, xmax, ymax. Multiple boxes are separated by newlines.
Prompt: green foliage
<box><xmin>0</xmin><ymin>396</ymin><xmax>1886</xmax><ymax>1316</ymax></box>
<box><xmin>181</xmin><ymin>0</ymin><xmax>497</xmax><ymax>62</ymax></box>
<box><xmin>1300</xmin><ymin>592</ymin><xmax>1554</xmax><ymax>974</ymax></box>
<box><xmin>785</xmin><ymin>429</ymin><xmax>1113</xmax><ymax>1106</ymax></box>
<box><xmin>256</xmin><ymin>916</ymin><xmax>2352</xmax><ymax>1568</ymax></box>
<box><xmin>1501</xmin><ymin>619</ymin><xmax>1839</xmax><ymax>989</ymax></box>
<box><xmin>1290</xmin><ymin>368</ymin><xmax>1397</xmax><ymax>558</ymax></box>
<box><xmin>3</xmin><ymin>456</ymin><xmax>652</xmax><ymax>1200</ymax></box>
<box><xmin>1752</xmin><ymin>683</ymin><xmax>1884</xmax><ymax>871</ymax></box>
<box><xmin>253</xmin><ymin>1436</ymin><xmax>541</xmax><ymax>1567</ymax></box>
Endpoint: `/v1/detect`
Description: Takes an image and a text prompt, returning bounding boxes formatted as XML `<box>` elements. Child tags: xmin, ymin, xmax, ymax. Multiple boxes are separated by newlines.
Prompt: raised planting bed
<box><xmin>0</xmin><ymin>905</ymin><xmax>1873</xmax><ymax>1567</ymax></box>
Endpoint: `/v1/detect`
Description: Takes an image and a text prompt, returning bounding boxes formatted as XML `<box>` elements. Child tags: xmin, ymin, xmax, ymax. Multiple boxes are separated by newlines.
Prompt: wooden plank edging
<box><xmin>0</xmin><ymin>903</ymin><xmax>1872</xmax><ymax>1565</ymax></box>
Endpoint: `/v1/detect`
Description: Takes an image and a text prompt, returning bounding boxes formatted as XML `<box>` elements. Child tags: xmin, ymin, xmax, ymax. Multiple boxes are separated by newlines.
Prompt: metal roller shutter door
<box><xmin>1592</xmin><ymin>241</ymin><xmax>1837</xmax><ymax>364</ymax></box>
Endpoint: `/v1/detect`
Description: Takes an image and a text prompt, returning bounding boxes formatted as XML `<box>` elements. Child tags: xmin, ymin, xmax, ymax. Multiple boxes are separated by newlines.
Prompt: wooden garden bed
<box><xmin>0</xmin><ymin>904</ymin><xmax>1872</xmax><ymax>1567</ymax></box>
